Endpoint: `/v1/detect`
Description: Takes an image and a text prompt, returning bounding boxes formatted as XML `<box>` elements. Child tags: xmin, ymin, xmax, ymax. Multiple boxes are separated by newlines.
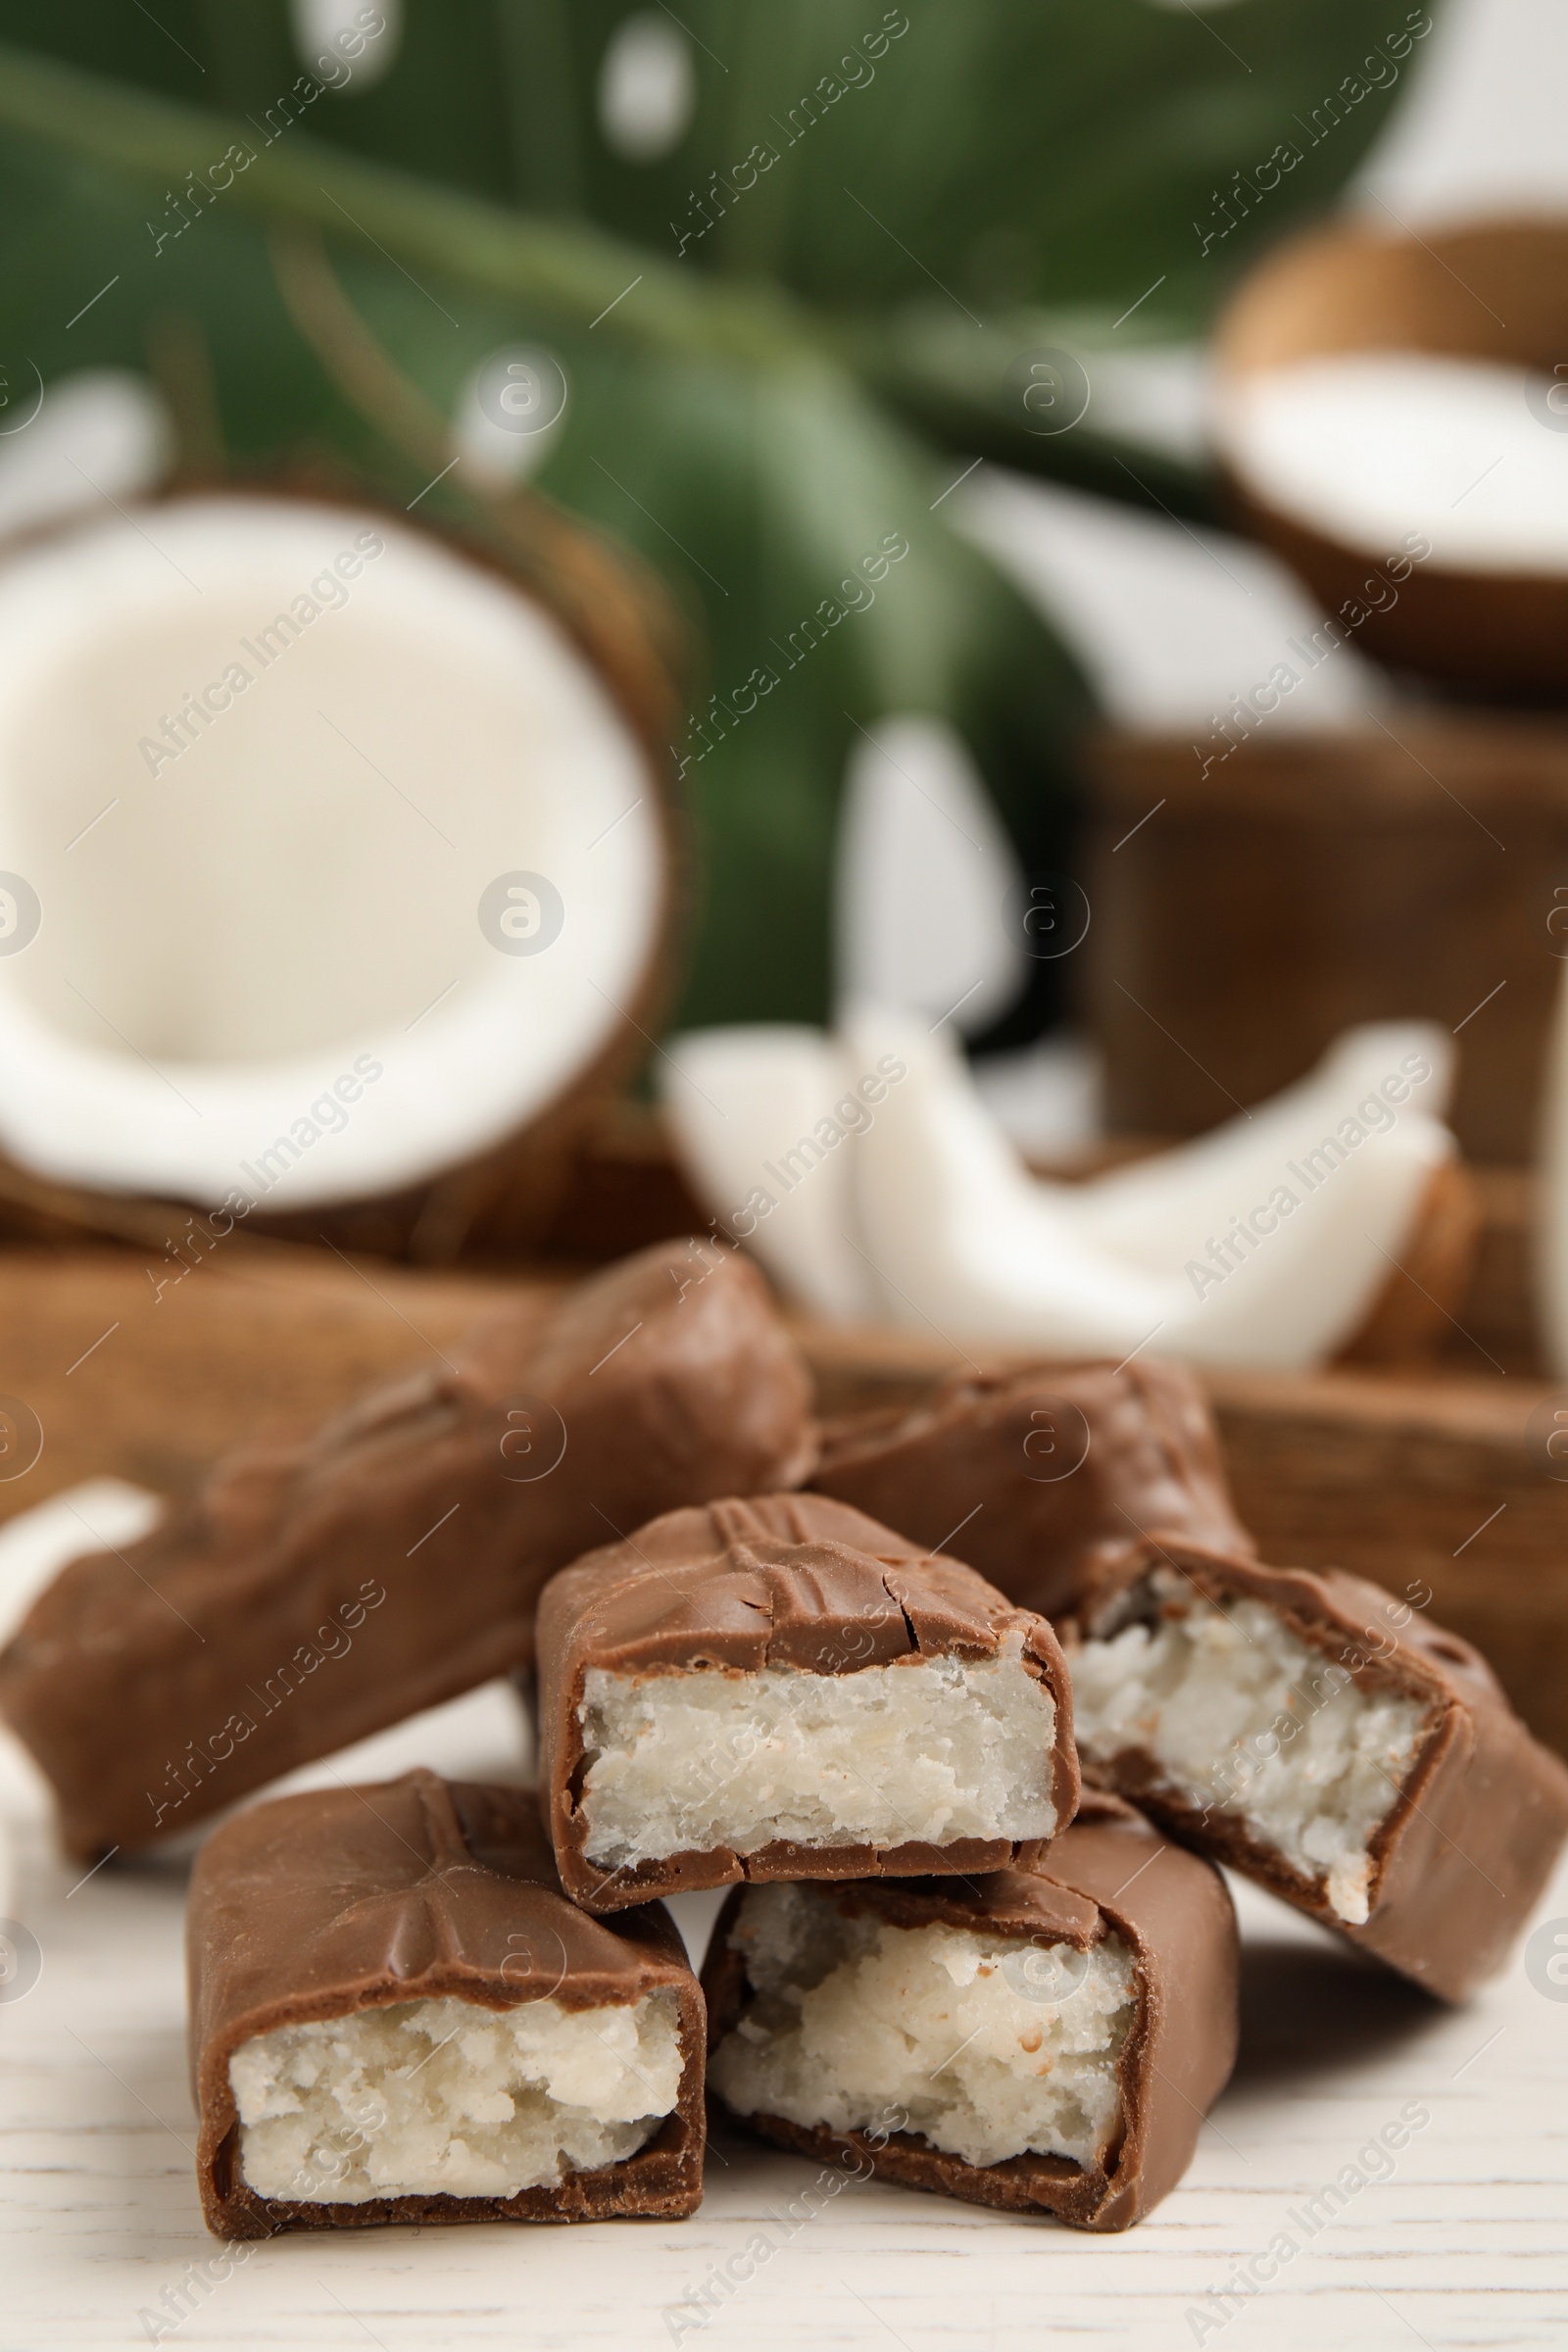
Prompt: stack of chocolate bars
<box><xmin>3</xmin><ymin>1241</ymin><xmax>1564</xmax><ymax>2239</ymax></box>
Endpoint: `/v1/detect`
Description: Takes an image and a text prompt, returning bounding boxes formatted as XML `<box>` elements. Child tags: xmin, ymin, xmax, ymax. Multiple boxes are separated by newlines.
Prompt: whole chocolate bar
<box><xmin>0</xmin><ymin>1241</ymin><xmax>815</xmax><ymax>1860</ymax></box>
<box><xmin>188</xmin><ymin>1769</ymin><xmax>706</xmax><ymax>2235</ymax></box>
<box><xmin>1062</xmin><ymin>1541</ymin><xmax>1568</xmax><ymax>2000</ymax></box>
<box><xmin>703</xmin><ymin>1790</ymin><xmax>1237</xmax><ymax>2231</ymax></box>
<box><xmin>811</xmin><ymin>1358</ymin><xmax>1252</xmax><ymax>1622</ymax></box>
<box><xmin>537</xmin><ymin>1493</ymin><xmax>1079</xmax><ymax>1913</ymax></box>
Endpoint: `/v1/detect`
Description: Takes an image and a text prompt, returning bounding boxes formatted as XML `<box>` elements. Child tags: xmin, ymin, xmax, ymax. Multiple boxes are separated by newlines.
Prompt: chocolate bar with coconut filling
<box><xmin>188</xmin><ymin>1770</ymin><xmax>705</xmax><ymax>2235</ymax></box>
<box><xmin>702</xmin><ymin>1790</ymin><xmax>1237</xmax><ymax>2231</ymax></box>
<box><xmin>0</xmin><ymin>1240</ymin><xmax>815</xmax><ymax>1860</ymax></box>
<box><xmin>537</xmin><ymin>1493</ymin><xmax>1079</xmax><ymax>1914</ymax></box>
<box><xmin>1060</xmin><ymin>1541</ymin><xmax>1568</xmax><ymax>2001</ymax></box>
<box><xmin>811</xmin><ymin>1357</ymin><xmax>1253</xmax><ymax>1623</ymax></box>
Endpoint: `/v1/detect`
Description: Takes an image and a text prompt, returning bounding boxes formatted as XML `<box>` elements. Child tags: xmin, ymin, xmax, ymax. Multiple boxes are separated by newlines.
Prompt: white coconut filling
<box><xmin>710</xmin><ymin>1882</ymin><xmax>1136</xmax><ymax>2172</ymax></box>
<box><xmin>1070</xmin><ymin>1571</ymin><xmax>1434</xmax><ymax>1925</ymax></box>
<box><xmin>229</xmin><ymin>1989</ymin><xmax>683</xmax><ymax>2202</ymax></box>
<box><xmin>576</xmin><ymin>1631</ymin><xmax>1058</xmax><ymax>1869</ymax></box>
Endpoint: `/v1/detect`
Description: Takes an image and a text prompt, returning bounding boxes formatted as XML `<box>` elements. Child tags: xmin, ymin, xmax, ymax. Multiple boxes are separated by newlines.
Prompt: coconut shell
<box><xmin>1215</xmin><ymin>216</ymin><xmax>1568</xmax><ymax>702</ymax></box>
<box><xmin>0</xmin><ymin>469</ymin><xmax>689</xmax><ymax>1264</ymax></box>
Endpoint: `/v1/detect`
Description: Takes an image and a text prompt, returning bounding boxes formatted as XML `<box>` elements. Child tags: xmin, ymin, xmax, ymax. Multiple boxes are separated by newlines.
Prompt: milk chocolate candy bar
<box><xmin>1063</xmin><ymin>1542</ymin><xmax>1568</xmax><ymax>2000</ymax></box>
<box><xmin>538</xmin><ymin>1493</ymin><xmax>1079</xmax><ymax>1914</ymax></box>
<box><xmin>812</xmin><ymin>1358</ymin><xmax>1252</xmax><ymax>1623</ymax></box>
<box><xmin>703</xmin><ymin>1791</ymin><xmax>1236</xmax><ymax>2231</ymax></box>
<box><xmin>0</xmin><ymin>1240</ymin><xmax>815</xmax><ymax>1860</ymax></box>
<box><xmin>188</xmin><ymin>1769</ymin><xmax>705</xmax><ymax>2235</ymax></box>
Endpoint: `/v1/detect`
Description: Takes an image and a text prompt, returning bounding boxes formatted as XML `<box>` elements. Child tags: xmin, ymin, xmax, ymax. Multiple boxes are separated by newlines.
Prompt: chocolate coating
<box><xmin>188</xmin><ymin>1769</ymin><xmax>705</xmax><ymax>2236</ymax></box>
<box><xmin>702</xmin><ymin>1791</ymin><xmax>1238</xmax><ymax>2231</ymax></box>
<box><xmin>811</xmin><ymin>1358</ymin><xmax>1252</xmax><ymax>1622</ymax></box>
<box><xmin>0</xmin><ymin>1241</ymin><xmax>815</xmax><ymax>1859</ymax></box>
<box><xmin>537</xmin><ymin>1493</ymin><xmax>1080</xmax><ymax>1912</ymax></box>
<box><xmin>1063</xmin><ymin>1542</ymin><xmax>1568</xmax><ymax>2001</ymax></box>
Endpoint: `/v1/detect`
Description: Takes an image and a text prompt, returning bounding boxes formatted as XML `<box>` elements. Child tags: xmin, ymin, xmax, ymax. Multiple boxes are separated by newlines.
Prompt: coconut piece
<box><xmin>666</xmin><ymin>1004</ymin><xmax>1465</xmax><ymax>1368</ymax></box>
<box><xmin>536</xmin><ymin>1493</ymin><xmax>1077</xmax><ymax>1912</ymax></box>
<box><xmin>851</xmin><ymin>1008</ymin><xmax>1431</xmax><ymax>1359</ymax></box>
<box><xmin>188</xmin><ymin>1771</ymin><xmax>704</xmax><ymax>2235</ymax></box>
<box><xmin>1064</xmin><ymin>1023</ymin><xmax>1453</xmax><ymax>1264</ymax></box>
<box><xmin>812</xmin><ymin>1355</ymin><xmax>1253</xmax><ymax>1621</ymax></box>
<box><xmin>0</xmin><ymin>1239</ymin><xmax>815</xmax><ymax>1861</ymax></box>
<box><xmin>844</xmin><ymin>1009</ymin><xmax>1461</xmax><ymax>1366</ymax></box>
<box><xmin>702</xmin><ymin>1792</ymin><xmax>1238</xmax><ymax>2231</ymax></box>
<box><xmin>0</xmin><ymin>487</ymin><xmax>678</xmax><ymax>1257</ymax></box>
<box><xmin>1060</xmin><ymin>1542</ymin><xmax>1568</xmax><ymax>2000</ymax></box>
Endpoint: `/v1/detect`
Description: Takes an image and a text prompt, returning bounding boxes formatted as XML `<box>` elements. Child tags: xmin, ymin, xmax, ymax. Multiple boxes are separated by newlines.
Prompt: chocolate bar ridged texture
<box><xmin>810</xmin><ymin>1358</ymin><xmax>1253</xmax><ymax>1622</ymax></box>
<box><xmin>537</xmin><ymin>1492</ymin><xmax>1080</xmax><ymax>1912</ymax></box>
<box><xmin>1062</xmin><ymin>1541</ymin><xmax>1568</xmax><ymax>2001</ymax></box>
<box><xmin>188</xmin><ymin>1770</ymin><xmax>705</xmax><ymax>2235</ymax></box>
<box><xmin>0</xmin><ymin>1242</ymin><xmax>815</xmax><ymax>1859</ymax></box>
<box><xmin>702</xmin><ymin>1791</ymin><xmax>1237</xmax><ymax>2230</ymax></box>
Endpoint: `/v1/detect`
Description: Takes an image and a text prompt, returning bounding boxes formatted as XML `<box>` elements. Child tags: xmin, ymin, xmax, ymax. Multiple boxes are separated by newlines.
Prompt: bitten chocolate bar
<box><xmin>0</xmin><ymin>1241</ymin><xmax>815</xmax><ymax>1860</ymax></box>
<box><xmin>1062</xmin><ymin>1542</ymin><xmax>1568</xmax><ymax>2001</ymax></box>
<box><xmin>811</xmin><ymin>1358</ymin><xmax>1252</xmax><ymax>1622</ymax></box>
<box><xmin>703</xmin><ymin>1791</ymin><xmax>1237</xmax><ymax>2231</ymax></box>
<box><xmin>188</xmin><ymin>1770</ymin><xmax>705</xmax><ymax>2235</ymax></box>
<box><xmin>537</xmin><ymin>1492</ymin><xmax>1079</xmax><ymax>1914</ymax></box>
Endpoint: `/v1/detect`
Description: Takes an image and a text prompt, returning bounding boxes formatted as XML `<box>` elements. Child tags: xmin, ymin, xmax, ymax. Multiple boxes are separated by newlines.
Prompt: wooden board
<box><xmin>0</xmin><ymin>1242</ymin><xmax>544</xmax><ymax>1510</ymax></box>
<box><xmin>2</xmin><ymin>1244</ymin><xmax>1566</xmax><ymax>1755</ymax></box>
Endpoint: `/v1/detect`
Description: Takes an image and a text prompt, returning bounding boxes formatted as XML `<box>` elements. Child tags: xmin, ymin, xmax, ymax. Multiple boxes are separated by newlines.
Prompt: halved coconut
<box><xmin>1214</xmin><ymin>215</ymin><xmax>1568</xmax><ymax>701</ymax></box>
<box><xmin>0</xmin><ymin>486</ymin><xmax>679</xmax><ymax>1256</ymax></box>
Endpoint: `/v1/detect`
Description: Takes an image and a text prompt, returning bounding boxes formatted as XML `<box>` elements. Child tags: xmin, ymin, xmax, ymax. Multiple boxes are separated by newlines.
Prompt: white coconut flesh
<box><xmin>0</xmin><ymin>493</ymin><xmax>663</xmax><ymax>1209</ymax></box>
<box><xmin>1220</xmin><ymin>354</ymin><xmax>1568</xmax><ymax>575</ymax></box>
<box><xmin>834</xmin><ymin>1009</ymin><xmax>1454</xmax><ymax>1367</ymax></box>
<box><xmin>1066</xmin><ymin>1022</ymin><xmax>1454</xmax><ymax>1268</ymax></box>
<box><xmin>662</xmin><ymin>1006</ymin><xmax>1456</xmax><ymax>1369</ymax></box>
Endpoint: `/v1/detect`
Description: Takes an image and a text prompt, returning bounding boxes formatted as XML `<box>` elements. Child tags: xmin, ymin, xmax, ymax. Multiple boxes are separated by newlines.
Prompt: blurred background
<box><xmin>1</xmin><ymin>0</ymin><xmax>1567</xmax><ymax>1315</ymax></box>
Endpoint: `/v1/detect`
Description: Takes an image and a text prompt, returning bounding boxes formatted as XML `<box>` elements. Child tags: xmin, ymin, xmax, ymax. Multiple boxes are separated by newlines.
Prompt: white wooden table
<box><xmin>2</xmin><ymin>1488</ymin><xmax>1566</xmax><ymax>2352</ymax></box>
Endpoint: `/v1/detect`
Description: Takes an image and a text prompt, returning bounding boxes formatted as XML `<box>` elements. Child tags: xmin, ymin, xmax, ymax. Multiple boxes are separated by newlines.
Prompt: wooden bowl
<box><xmin>1214</xmin><ymin>216</ymin><xmax>1568</xmax><ymax>701</ymax></box>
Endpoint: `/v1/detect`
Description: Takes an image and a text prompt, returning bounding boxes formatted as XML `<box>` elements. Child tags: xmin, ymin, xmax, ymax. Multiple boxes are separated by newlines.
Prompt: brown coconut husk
<box><xmin>1215</xmin><ymin>215</ymin><xmax>1568</xmax><ymax>702</ymax></box>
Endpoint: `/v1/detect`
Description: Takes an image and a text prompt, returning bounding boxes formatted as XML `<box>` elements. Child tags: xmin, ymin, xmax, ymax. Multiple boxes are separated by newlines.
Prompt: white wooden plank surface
<box><xmin>2</xmin><ymin>1490</ymin><xmax>1566</xmax><ymax>2352</ymax></box>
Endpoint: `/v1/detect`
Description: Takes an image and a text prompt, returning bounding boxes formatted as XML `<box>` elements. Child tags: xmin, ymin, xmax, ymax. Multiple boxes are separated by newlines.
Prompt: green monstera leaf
<box><xmin>0</xmin><ymin>2</ymin><xmax>1429</xmax><ymax>1031</ymax></box>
